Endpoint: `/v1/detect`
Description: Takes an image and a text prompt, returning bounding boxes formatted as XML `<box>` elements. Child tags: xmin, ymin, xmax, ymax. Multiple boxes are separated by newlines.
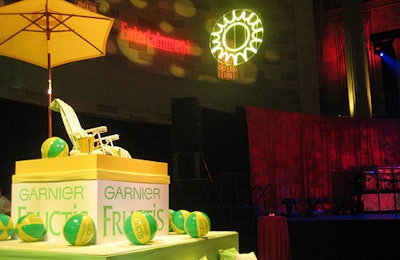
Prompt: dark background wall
<box><xmin>0</xmin><ymin>0</ymin><xmax>320</xmax><ymax>125</ymax></box>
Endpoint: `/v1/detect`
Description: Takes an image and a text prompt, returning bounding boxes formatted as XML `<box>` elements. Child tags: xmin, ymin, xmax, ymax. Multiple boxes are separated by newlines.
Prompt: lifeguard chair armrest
<box><xmin>85</xmin><ymin>126</ymin><xmax>108</xmax><ymax>134</ymax></box>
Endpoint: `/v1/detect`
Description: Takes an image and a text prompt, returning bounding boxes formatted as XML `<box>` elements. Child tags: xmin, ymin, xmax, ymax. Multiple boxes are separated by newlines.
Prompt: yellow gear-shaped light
<box><xmin>210</xmin><ymin>9</ymin><xmax>264</xmax><ymax>66</ymax></box>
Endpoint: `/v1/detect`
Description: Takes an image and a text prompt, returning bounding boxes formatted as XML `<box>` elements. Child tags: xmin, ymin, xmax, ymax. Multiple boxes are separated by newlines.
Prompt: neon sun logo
<box><xmin>210</xmin><ymin>9</ymin><xmax>264</xmax><ymax>66</ymax></box>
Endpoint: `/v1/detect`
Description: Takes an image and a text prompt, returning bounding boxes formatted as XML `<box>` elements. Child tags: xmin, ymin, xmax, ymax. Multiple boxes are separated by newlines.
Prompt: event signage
<box><xmin>12</xmin><ymin>180</ymin><xmax>169</xmax><ymax>243</ymax></box>
<box><xmin>210</xmin><ymin>9</ymin><xmax>264</xmax><ymax>66</ymax></box>
<box><xmin>218</xmin><ymin>61</ymin><xmax>238</xmax><ymax>80</ymax></box>
<box><xmin>120</xmin><ymin>21</ymin><xmax>192</xmax><ymax>55</ymax></box>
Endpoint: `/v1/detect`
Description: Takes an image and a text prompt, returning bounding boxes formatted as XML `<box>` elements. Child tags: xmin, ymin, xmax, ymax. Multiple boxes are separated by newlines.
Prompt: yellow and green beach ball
<box><xmin>15</xmin><ymin>214</ymin><xmax>45</xmax><ymax>242</ymax></box>
<box><xmin>41</xmin><ymin>137</ymin><xmax>69</xmax><ymax>158</ymax></box>
<box><xmin>63</xmin><ymin>213</ymin><xmax>96</xmax><ymax>246</ymax></box>
<box><xmin>171</xmin><ymin>209</ymin><xmax>190</xmax><ymax>234</ymax></box>
<box><xmin>184</xmin><ymin>211</ymin><xmax>211</xmax><ymax>238</ymax></box>
<box><xmin>0</xmin><ymin>213</ymin><xmax>14</xmax><ymax>240</ymax></box>
<box><xmin>168</xmin><ymin>209</ymin><xmax>176</xmax><ymax>232</ymax></box>
<box><xmin>124</xmin><ymin>211</ymin><xmax>158</xmax><ymax>245</ymax></box>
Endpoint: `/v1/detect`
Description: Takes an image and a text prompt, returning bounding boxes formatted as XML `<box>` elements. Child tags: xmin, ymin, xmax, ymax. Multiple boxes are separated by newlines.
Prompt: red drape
<box><xmin>246</xmin><ymin>106</ymin><xmax>400</xmax><ymax>215</ymax></box>
<box><xmin>257</xmin><ymin>216</ymin><xmax>290</xmax><ymax>260</ymax></box>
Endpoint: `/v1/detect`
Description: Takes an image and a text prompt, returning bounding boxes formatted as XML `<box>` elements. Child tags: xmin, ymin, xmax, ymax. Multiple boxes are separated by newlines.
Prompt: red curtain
<box><xmin>246</xmin><ymin>106</ymin><xmax>400</xmax><ymax>215</ymax></box>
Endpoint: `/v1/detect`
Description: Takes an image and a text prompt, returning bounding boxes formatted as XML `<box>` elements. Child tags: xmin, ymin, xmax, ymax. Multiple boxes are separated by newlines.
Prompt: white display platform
<box><xmin>11</xmin><ymin>155</ymin><xmax>170</xmax><ymax>244</ymax></box>
<box><xmin>0</xmin><ymin>231</ymin><xmax>239</xmax><ymax>260</ymax></box>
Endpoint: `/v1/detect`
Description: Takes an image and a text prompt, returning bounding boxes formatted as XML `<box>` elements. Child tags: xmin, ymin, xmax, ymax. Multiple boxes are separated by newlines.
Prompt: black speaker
<box><xmin>172</xmin><ymin>152</ymin><xmax>203</xmax><ymax>179</ymax></box>
<box><xmin>171</xmin><ymin>97</ymin><xmax>202</xmax><ymax>153</ymax></box>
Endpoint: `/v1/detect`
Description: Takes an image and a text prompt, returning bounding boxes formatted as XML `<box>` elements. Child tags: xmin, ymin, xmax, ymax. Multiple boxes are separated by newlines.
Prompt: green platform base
<box><xmin>0</xmin><ymin>231</ymin><xmax>238</xmax><ymax>260</ymax></box>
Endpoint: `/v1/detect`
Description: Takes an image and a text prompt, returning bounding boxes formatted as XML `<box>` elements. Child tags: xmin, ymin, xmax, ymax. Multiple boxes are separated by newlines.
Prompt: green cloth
<box><xmin>219</xmin><ymin>247</ymin><xmax>239</xmax><ymax>260</ymax></box>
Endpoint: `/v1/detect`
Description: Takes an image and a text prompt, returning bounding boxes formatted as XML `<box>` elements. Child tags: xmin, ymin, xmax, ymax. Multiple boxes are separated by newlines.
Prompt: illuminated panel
<box><xmin>209</xmin><ymin>9</ymin><xmax>264</xmax><ymax>66</ymax></box>
<box><xmin>218</xmin><ymin>60</ymin><xmax>238</xmax><ymax>81</ymax></box>
<box><xmin>120</xmin><ymin>21</ymin><xmax>192</xmax><ymax>55</ymax></box>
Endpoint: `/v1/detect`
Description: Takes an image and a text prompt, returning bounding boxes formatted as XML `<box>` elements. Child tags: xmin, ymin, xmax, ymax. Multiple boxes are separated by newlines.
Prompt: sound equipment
<box><xmin>171</xmin><ymin>97</ymin><xmax>203</xmax><ymax>153</ymax></box>
<box><xmin>172</xmin><ymin>152</ymin><xmax>203</xmax><ymax>179</ymax></box>
<box><xmin>361</xmin><ymin>167</ymin><xmax>400</xmax><ymax>211</ymax></box>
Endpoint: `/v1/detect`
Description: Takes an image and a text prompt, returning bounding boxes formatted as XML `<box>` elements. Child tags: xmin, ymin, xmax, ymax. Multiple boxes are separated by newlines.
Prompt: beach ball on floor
<box><xmin>171</xmin><ymin>209</ymin><xmax>190</xmax><ymax>234</ymax></box>
<box><xmin>184</xmin><ymin>211</ymin><xmax>211</xmax><ymax>238</ymax></box>
<box><xmin>63</xmin><ymin>213</ymin><xmax>96</xmax><ymax>246</ymax></box>
<box><xmin>41</xmin><ymin>137</ymin><xmax>69</xmax><ymax>158</ymax></box>
<box><xmin>0</xmin><ymin>213</ymin><xmax>14</xmax><ymax>240</ymax></box>
<box><xmin>124</xmin><ymin>211</ymin><xmax>158</xmax><ymax>245</ymax></box>
<box><xmin>168</xmin><ymin>209</ymin><xmax>176</xmax><ymax>232</ymax></box>
<box><xmin>15</xmin><ymin>214</ymin><xmax>46</xmax><ymax>242</ymax></box>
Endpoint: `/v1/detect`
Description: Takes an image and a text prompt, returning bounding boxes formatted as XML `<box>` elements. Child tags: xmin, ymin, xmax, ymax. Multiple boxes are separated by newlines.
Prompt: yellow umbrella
<box><xmin>0</xmin><ymin>0</ymin><xmax>114</xmax><ymax>137</ymax></box>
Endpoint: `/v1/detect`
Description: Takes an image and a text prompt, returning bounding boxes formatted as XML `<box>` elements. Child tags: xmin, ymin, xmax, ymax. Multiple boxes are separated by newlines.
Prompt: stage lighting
<box><xmin>372</xmin><ymin>39</ymin><xmax>394</xmax><ymax>57</ymax></box>
<box><xmin>370</xmin><ymin>29</ymin><xmax>400</xmax><ymax>56</ymax></box>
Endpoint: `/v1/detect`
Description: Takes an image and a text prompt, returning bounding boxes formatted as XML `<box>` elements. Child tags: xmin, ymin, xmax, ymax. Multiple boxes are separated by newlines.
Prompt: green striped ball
<box><xmin>171</xmin><ymin>209</ymin><xmax>190</xmax><ymax>234</ymax></box>
<box><xmin>41</xmin><ymin>137</ymin><xmax>69</xmax><ymax>158</ymax></box>
<box><xmin>124</xmin><ymin>211</ymin><xmax>157</xmax><ymax>245</ymax></box>
<box><xmin>168</xmin><ymin>209</ymin><xmax>176</xmax><ymax>232</ymax></box>
<box><xmin>184</xmin><ymin>211</ymin><xmax>211</xmax><ymax>238</ymax></box>
<box><xmin>15</xmin><ymin>214</ymin><xmax>45</xmax><ymax>242</ymax></box>
<box><xmin>0</xmin><ymin>213</ymin><xmax>14</xmax><ymax>240</ymax></box>
<box><xmin>63</xmin><ymin>213</ymin><xmax>96</xmax><ymax>246</ymax></box>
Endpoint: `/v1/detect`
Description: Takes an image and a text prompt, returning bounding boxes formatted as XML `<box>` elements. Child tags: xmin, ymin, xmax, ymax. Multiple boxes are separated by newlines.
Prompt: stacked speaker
<box><xmin>171</xmin><ymin>97</ymin><xmax>204</xmax><ymax>179</ymax></box>
<box><xmin>361</xmin><ymin>167</ymin><xmax>400</xmax><ymax>211</ymax></box>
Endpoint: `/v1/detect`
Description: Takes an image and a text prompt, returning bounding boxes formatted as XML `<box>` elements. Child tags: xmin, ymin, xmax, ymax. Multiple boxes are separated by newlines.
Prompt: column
<box><xmin>342</xmin><ymin>0</ymin><xmax>372</xmax><ymax>118</ymax></box>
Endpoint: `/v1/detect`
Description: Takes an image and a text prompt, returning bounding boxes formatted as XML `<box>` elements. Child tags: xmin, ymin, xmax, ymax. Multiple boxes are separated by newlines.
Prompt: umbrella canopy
<box><xmin>0</xmin><ymin>0</ymin><xmax>114</xmax><ymax>136</ymax></box>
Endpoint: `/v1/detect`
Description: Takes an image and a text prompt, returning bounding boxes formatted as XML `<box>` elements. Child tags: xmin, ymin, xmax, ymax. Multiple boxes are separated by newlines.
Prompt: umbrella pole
<box><xmin>46</xmin><ymin>5</ymin><xmax>52</xmax><ymax>138</ymax></box>
<box><xmin>48</xmin><ymin>53</ymin><xmax>52</xmax><ymax>138</ymax></box>
<box><xmin>48</xmin><ymin>92</ymin><xmax>52</xmax><ymax>137</ymax></box>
